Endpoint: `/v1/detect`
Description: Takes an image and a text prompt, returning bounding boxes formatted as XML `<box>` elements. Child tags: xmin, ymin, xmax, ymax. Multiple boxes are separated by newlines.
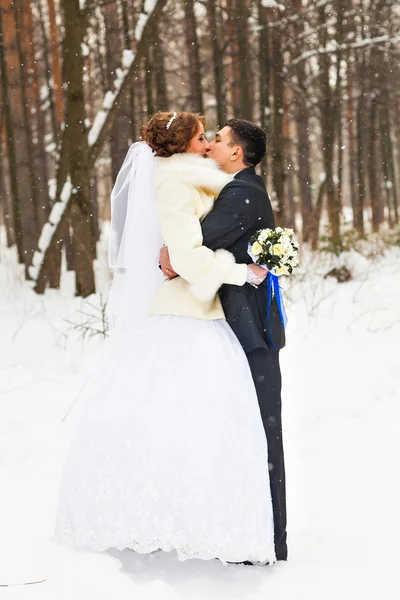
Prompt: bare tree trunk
<box><xmin>318</xmin><ymin>4</ymin><xmax>340</xmax><ymax>244</ymax></box>
<box><xmin>0</xmin><ymin>2</ymin><xmax>24</xmax><ymax>262</ymax></box>
<box><xmin>2</xmin><ymin>0</ymin><xmax>37</xmax><ymax>267</ymax></box>
<box><xmin>235</xmin><ymin>0</ymin><xmax>252</xmax><ymax>121</ymax></box>
<box><xmin>355</xmin><ymin>91</ymin><xmax>366</xmax><ymax>234</ymax></box>
<box><xmin>92</xmin><ymin>5</ymin><xmax>108</xmax><ymax>95</ymax></box>
<box><xmin>335</xmin><ymin>0</ymin><xmax>344</xmax><ymax>211</ymax></box>
<box><xmin>226</xmin><ymin>3</ymin><xmax>240</xmax><ymax>118</ymax></box>
<box><xmin>207</xmin><ymin>0</ymin><xmax>226</xmax><ymax>127</ymax></box>
<box><xmin>120</xmin><ymin>0</ymin><xmax>136</xmax><ymax>140</ymax></box>
<box><xmin>152</xmin><ymin>19</ymin><xmax>168</xmax><ymax>111</ymax></box>
<box><xmin>41</xmin><ymin>0</ymin><xmax>70</xmax><ymax>287</ymax></box>
<box><xmin>295</xmin><ymin>92</ymin><xmax>314</xmax><ymax>241</ymax></box>
<box><xmin>392</xmin><ymin>93</ymin><xmax>400</xmax><ymax>220</ymax></box>
<box><xmin>346</xmin><ymin>68</ymin><xmax>358</xmax><ymax>230</ymax></box>
<box><xmin>144</xmin><ymin>50</ymin><xmax>155</xmax><ymax>116</ymax></box>
<box><xmin>63</xmin><ymin>0</ymin><xmax>95</xmax><ymax>297</ymax></box>
<box><xmin>382</xmin><ymin>106</ymin><xmax>399</xmax><ymax>224</ymax></box>
<box><xmin>48</xmin><ymin>129</ymin><xmax>72</xmax><ymax>287</ymax></box>
<box><xmin>14</xmin><ymin>0</ymin><xmax>41</xmax><ymax>240</ymax></box>
<box><xmin>293</xmin><ymin>0</ymin><xmax>314</xmax><ymax>241</ymax></box>
<box><xmin>42</xmin><ymin>0</ymin><xmax>65</xmax><ymax>285</ymax></box>
<box><xmin>104</xmin><ymin>0</ymin><xmax>130</xmax><ymax>180</ymax></box>
<box><xmin>27</xmin><ymin>0</ymin><xmax>50</xmax><ymax>227</ymax></box>
<box><xmin>0</xmin><ymin>123</ymin><xmax>15</xmax><ymax>246</ymax></box>
<box><xmin>34</xmin><ymin>0</ymin><xmax>66</xmax><ymax>288</ymax></box>
<box><xmin>368</xmin><ymin>94</ymin><xmax>381</xmax><ymax>231</ymax></box>
<box><xmin>286</xmin><ymin>159</ymin><xmax>296</xmax><ymax>229</ymax></box>
<box><xmin>380</xmin><ymin>105</ymin><xmax>398</xmax><ymax>226</ymax></box>
<box><xmin>47</xmin><ymin>0</ymin><xmax>64</xmax><ymax>135</ymax></box>
<box><xmin>36</xmin><ymin>0</ymin><xmax>58</xmax><ymax>145</ymax></box>
<box><xmin>311</xmin><ymin>179</ymin><xmax>327</xmax><ymax>251</ymax></box>
<box><xmin>257</xmin><ymin>0</ymin><xmax>270</xmax><ymax>180</ymax></box>
<box><xmin>182</xmin><ymin>0</ymin><xmax>203</xmax><ymax>113</ymax></box>
<box><xmin>367</xmin><ymin>0</ymin><xmax>385</xmax><ymax>231</ymax></box>
<box><xmin>283</xmin><ymin>86</ymin><xmax>295</xmax><ymax>228</ymax></box>
<box><xmin>270</xmin><ymin>9</ymin><xmax>285</xmax><ymax>224</ymax></box>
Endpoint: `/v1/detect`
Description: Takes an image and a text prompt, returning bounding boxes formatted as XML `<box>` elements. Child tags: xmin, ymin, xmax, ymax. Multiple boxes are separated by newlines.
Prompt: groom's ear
<box><xmin>230</xmin><ymin>146</ymin><xmax>243</xmax><ymax>161</ymax></box>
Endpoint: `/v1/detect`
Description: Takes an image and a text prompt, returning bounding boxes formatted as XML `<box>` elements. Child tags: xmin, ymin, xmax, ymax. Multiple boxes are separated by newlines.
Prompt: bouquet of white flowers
<box><xmin>248</xmin><ymin>227</ymin><xmax>299</xmax><ymax>276</ymax></box>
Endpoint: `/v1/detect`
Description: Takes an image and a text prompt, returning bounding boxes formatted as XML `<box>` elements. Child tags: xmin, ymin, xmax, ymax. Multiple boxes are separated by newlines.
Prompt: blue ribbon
<box><xmin>266</xmin><ymin>272</ymin><xmax>288</xmax><ymax>348</ymax></box>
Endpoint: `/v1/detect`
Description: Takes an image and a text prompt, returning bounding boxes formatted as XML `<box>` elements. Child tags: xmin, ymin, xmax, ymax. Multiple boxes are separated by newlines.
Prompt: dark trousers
<box><xmin>247</xmin><ymin>348</ymin><xmax>287</xmax><ymax>561</ymax></box>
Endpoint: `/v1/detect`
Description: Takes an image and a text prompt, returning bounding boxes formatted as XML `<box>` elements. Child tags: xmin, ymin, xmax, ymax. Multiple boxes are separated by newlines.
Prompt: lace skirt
<box><xmin>55</xmin><ymin>315</ymin><xmax>275</xmax><ymax>565</ymax></box>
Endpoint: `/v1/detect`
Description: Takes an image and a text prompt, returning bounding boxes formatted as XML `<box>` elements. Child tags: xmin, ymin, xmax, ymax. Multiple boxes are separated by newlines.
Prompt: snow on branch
<box><xmin>29</xmin><ymin>0</ymin><xmax>168</xmax><ymax>292</ymax></box>
<box><xmin>86</xmin><ymin>2</ymin><xmax>163</xmax><ymax>153</ymax></box>
<box><xmin>290</xmin><ymin>33</ymin><xmax>400</xmax><ymax>69</ymax></box>
<box><xmin>87</xmin><ymin>50</ymin><xmax>134</xmax><ymax>149</ymax></box>
<box><xmin>266</xmin><ymin>0</ymin><xmax>332</xmax><ymax>29</ymax></box>
<box><xmin>261</xmin><ymin>0</ymin><xmax>284</xmax><ymax>9</ymax></box>
<box><xmin>28</xmin><ymin>178</ymin><xmax>72</xmax><ymax>280</ymax></box>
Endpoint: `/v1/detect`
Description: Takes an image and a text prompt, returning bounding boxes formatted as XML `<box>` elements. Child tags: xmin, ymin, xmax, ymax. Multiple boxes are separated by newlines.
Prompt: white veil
<box><xmin>107</xmin><ymin>141</ymin><xmax>164</xmax><ymax>332</ymax></box>
<box><xmin>63</xmin><ymin>142</ymin><xmax>163</xmax><ymax>423</ymax></box>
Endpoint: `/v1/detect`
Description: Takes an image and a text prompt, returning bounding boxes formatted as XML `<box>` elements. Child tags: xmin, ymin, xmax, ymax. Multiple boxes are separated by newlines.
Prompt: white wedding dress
<box><xmin>55</xmin><ymin>143</ymin><xmax>276</xmax><ymax>565</ymax></box>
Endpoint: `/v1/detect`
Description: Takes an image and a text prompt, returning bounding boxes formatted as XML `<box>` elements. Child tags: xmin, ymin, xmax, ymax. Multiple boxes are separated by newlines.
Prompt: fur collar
<box><xmin>154</xmin><ymin>153</ymin><xmax>232</xmax><ymax>195</ymax></box>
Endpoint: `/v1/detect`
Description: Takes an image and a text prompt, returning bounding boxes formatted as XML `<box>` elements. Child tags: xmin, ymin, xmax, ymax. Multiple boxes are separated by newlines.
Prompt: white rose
<box><xmin>275</xmin><ymin>226</ymin><xmax>283</xmax><ymax>234</ymax></box>
<box><xmin>278</xmin><ymin>265</ymin><xmax>289</xmax><ymax>275</ymax></box>
<box><xmin>251</xmin><ymin>241</ymin><xmax>263</xmax><ymax>256</ymax></box>
<box><xmin>281</xmin><ymin>245</ymin><xmax>293</xmax><ymax>257</ymax></box>
<box><xmin>272</xmin><ymin>244</ymin><xmax>283</xmax><ymax>256</ymax></box>
<box><xmin>279</xmin><ymin>233</ymin><xmax>291</xmax><ymax>246</ymax></box>
<box><xmin>280</xmin><ymin>254</ymin><xmax>290</xmax><ymax>265</ymax></box>
<box><xmin>258</xmin><ymin>230</ymin><xmax>268</xmax><ymax>243</ymax></box>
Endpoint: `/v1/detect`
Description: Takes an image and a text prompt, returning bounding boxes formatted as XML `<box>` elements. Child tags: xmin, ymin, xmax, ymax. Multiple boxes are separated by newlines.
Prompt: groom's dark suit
<box><xmin>201</xmin><ymin>167</ymin><xmax>287</xmax><ymax>561</ymax></box>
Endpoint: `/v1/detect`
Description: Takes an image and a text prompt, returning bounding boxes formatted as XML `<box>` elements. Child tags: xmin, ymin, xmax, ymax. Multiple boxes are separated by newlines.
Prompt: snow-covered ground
<box><xmin>1</xmin><ymin>234</ymin><xmax>399</xmax><ymax>599</ymax></box>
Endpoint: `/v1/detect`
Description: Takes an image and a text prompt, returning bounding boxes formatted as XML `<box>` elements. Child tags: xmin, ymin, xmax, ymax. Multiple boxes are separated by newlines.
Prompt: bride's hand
<box><xmin>247</xmin><ymin>264</ymin><xmax>268</xmax><ymax>286</ymax></box>
<box><xmin>160</xmin><ymin>246</ymin><xmax>178</xmax><ymax>279</ymax></box>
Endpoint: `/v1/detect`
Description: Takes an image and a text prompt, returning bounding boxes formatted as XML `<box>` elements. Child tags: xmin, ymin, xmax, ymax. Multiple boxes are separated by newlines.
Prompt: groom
<box><xmin>161</xmin><ymin>119</ymin><xmax>287</xmax><ymax>562</ymax></box>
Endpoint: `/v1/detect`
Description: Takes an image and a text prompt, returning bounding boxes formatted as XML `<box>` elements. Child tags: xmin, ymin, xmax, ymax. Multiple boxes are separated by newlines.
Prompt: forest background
<box><xmin>1</xmin><ymin>4</ymin><xmax>399</xmax><ymax>596</ymax></box>
<box><xmin>0</xmin><ymin>0</ymin><xmax>399</xmax><ymax>297</ymax></box>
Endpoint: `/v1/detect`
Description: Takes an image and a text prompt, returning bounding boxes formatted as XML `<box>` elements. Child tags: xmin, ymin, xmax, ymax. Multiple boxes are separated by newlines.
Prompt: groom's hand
<box><xmin>160</xmin><ymin>246</ymin><xmax>178</xmax><ymax>279</ymax></box>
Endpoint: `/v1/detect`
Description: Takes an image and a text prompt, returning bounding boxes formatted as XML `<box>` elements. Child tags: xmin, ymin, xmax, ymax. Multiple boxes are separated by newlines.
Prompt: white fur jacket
<box><xmin>149</xmin><ymin>153</ymin><xmax>247</xmax><ymax>320</ymax></box>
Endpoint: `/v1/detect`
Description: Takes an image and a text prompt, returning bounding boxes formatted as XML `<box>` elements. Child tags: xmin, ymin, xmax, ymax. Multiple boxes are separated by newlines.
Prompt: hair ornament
<box><xmin>165</xmin><ymin>111</ymin><xmax>178</xmax><ymax>130</ymax></box>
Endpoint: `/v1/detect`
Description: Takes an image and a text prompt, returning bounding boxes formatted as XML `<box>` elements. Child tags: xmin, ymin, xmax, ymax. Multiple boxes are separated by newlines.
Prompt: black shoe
<box><xmin>227</xmin><ymin>560</ymin><xmax>269</xmax><ymax>566</ymax></box>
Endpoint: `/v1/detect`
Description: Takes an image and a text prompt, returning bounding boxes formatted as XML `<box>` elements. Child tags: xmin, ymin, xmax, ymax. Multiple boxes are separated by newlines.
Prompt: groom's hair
<box><xmin>225</xmin><ymin>119</ymin><xmax>267</xmax><ymax>167</ymax></box>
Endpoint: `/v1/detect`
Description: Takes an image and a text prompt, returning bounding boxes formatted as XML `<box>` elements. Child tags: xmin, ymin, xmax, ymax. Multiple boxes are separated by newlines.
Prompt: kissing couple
<box><xmin>55</xmin><ymin>112</ymin><xmax>287</xmax><ymax>566</ymax></box>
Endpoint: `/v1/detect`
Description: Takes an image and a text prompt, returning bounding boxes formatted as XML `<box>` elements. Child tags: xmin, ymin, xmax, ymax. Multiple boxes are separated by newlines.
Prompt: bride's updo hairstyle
<box><xmin>140</xmin><ymin>111</ymin><xmax>206</xmax><ymax>157</ymax></box>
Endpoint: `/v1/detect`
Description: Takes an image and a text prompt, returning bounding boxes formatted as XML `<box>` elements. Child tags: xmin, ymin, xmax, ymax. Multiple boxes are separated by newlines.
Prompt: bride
<box><xmin>55</xmin><ymin>111</ymin><xmax>276</xmax><ymax>565</ymax></box>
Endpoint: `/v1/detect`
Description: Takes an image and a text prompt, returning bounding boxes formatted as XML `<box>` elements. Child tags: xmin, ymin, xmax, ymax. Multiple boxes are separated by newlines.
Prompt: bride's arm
<box><xmin>157</xmin><ymin>180</ymin><xmax>247</xmax><ymax>301</ymax></box>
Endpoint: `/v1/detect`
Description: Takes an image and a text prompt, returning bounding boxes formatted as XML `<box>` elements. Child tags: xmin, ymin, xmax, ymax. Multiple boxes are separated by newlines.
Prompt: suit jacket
<box><xmin>201</xmin><ymin>167</ymin><xmax>286</xmax><ymax>353</ymax></box>
<box><xmin>149</xmin><ymin>153</ymin><xmax>247</xmax><ymax>320</ymax></box>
